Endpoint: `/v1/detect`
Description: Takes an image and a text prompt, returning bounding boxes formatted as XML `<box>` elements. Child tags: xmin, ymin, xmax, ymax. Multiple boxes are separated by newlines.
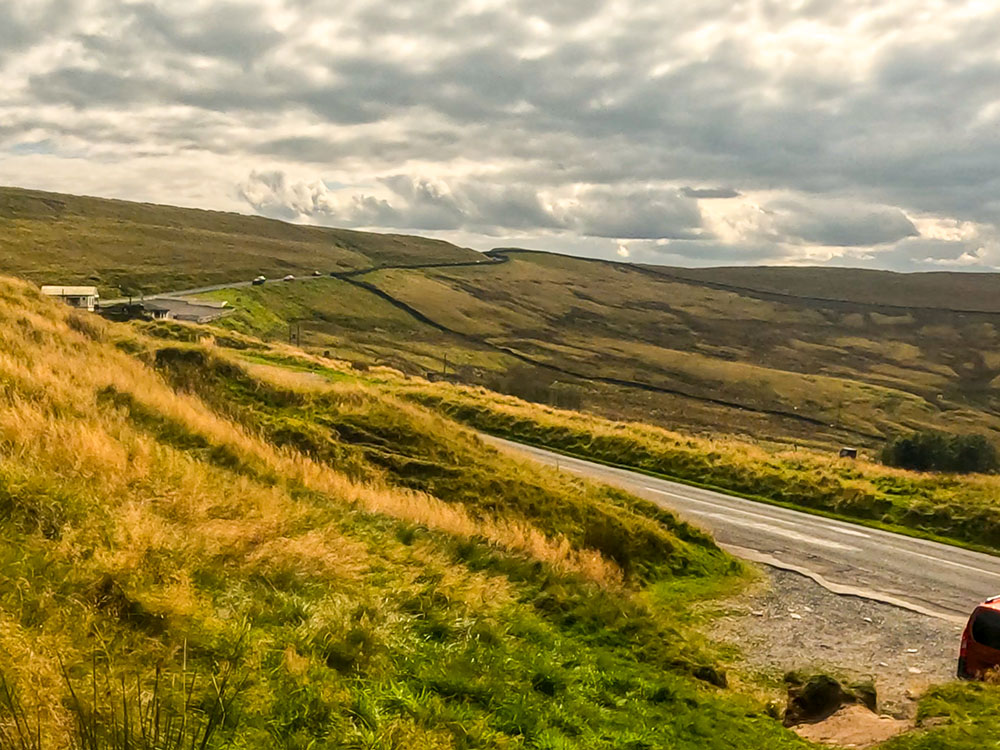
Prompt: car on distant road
<box><xmin>311</xmin><ymin>270</ymin><xmax>322</xmax><ymax>276</ymax></box>
<box><xmin>959</xmin><ymin>596</ymin><xmax>1000</xmax><ymax>678</ymax></box>
<box><xmin>282</xmin><ymin>274</ymin><xmax>295</xmax><ymax>281</ymax></box>
<box><xmin>252</xmin><ymin>275</ymin><xmax>266</xmax><ymax>285</ymax></box>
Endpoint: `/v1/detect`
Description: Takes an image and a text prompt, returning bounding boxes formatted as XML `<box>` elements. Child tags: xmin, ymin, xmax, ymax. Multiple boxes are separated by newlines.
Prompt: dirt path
<box><xmin>711</xmin><ymin>568</ymin><xmax>962</xmax><ymax>718</ymax></box>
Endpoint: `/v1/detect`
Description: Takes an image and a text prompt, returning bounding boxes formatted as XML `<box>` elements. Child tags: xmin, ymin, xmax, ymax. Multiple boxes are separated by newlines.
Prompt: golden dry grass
<box><xmin>0</xmin><ymin>276</ymin><xmax>641</xmax><ymax>745</ymax></box>
<box><xmin>0</xmin><ymin>278</ymin><xmax>621</xmax><ymax>587</ymax></box>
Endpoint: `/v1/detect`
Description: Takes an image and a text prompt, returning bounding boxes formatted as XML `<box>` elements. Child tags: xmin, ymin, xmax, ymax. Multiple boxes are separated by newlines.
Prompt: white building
<box><xmin>41</xmin><ymin>285</ymin><xmax>100</xmax><ymax>312</ymax></box>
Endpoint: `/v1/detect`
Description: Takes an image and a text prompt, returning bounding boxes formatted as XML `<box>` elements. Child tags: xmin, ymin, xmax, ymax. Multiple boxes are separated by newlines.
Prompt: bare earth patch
<box><xmin>792</xmin><ymin>705</ymin><xmax>911</xmax><ymax>748</ymax></box>
<box><xmin>712</xmin><ymin>567</ymin><xmax>961</xmax><ymax>718</ymax></box>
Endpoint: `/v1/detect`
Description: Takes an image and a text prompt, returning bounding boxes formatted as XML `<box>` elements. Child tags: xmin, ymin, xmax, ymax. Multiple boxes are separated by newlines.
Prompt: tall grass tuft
<box><xmin>0</xmin><ymin>655</ymin><xmax>247</xmax><ymax>750</ymax></box>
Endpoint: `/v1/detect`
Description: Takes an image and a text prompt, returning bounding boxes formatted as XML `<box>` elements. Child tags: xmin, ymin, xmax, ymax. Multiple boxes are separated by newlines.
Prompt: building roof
<box><xmin>141</xmin><ymin>298</ymin><xmax>231</xmax><ymax>322</ymax></box>
<box><xmin>41</xmin><ymin>285</ymin><xmax>100</xmax><ymax>296</ymax></box>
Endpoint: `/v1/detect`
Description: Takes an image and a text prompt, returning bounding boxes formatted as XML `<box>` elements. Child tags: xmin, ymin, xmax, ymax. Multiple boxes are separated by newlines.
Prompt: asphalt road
<box><xmin>101</xmin><ymin>277</ymin><xmax>281</xmax><ymax>306</ymax></box>
<box><xmin>486</xmin><ymin>436</ymin><xmax>1000</xmax><ymax>624</ymax></box>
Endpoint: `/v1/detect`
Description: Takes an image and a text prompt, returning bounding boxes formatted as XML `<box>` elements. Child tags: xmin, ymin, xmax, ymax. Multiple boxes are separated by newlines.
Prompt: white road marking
<box><xmin>900</xmin><ymin>549</ymin><xmax>1000</xmax><ymax>577</ymax></box>
<box><xmin>643</xmin><ymin>486</ymin><xmax>872</xmax><ymax>539</ymax></box>
<box><xmin>643</xmin><ymin>486</ymin><xmax>1000</xmax><ymax>576</ymax></box>
<box><xmin>698</xmin><ymin>512</ymin><xmax>861</xmax><ymax>551</ymax></box>
<box><xmin>498</xmin><ymin>438</ymin><xmax>1000</xmax><ymax>612</ymax></box>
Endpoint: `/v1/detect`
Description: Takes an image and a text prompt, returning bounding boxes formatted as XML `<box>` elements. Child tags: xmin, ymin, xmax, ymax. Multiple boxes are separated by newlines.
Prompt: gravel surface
<box><xmin>711</xmin><ymin>568</ymin><xmax>963</xmax><ymax>718</ymax></box>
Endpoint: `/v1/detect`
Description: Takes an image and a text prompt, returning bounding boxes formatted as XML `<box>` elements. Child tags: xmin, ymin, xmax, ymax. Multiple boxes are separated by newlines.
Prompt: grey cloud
<box><xmin>681</xmin><ymin>187</ymin><xmax>742</xmax><ymax>199</ymax></box>
<box><xmin>858</xmin><ymin>237</ymin><xmax>997</xmax><ymax>271</ymax></box>
<box><xmin>236</xmin><ymin>170</ymin><xmax>328</xmax><ymax>221</ymax></box>
<box><xmin>240</xmin><ymin>171</ymin><xmax>705</xmax><ymax>240</ymax></box>
<box><xmin>125</xmin><ymin>3</ymin><xmax>281</xmax><ymax>63</ymax></box>
<box><xmin>451</xmin><ymin>182</ymin><xmax>563</xmax><ymax>231</ymax></box>
<box><xmin>0</xmin><ymin>1</ymin><xmax>76</xmax><ymax>58</ymax></box>
<box><xmin>6</xmin><ymin>0</ymin><xmax>1000</xmax><ymax>269</ymax></box>
<box><xmin>566</xmin><ymin>187</ymin><xmax>705</xmax><ymax>240</ymax></box>
<box><xmin>378</xmin><ymin>177</ymin><xmax>466</xmax><ymax>230</ymax></box>
<box><xmin>767</xmin><ymin>199</ymin><xmax>920</xmax><ymax>247</ymax></box>
<box><xmin>29</xmin><ymin>68</ymin><xmax>164</xmax><ymax>107</ymax></box>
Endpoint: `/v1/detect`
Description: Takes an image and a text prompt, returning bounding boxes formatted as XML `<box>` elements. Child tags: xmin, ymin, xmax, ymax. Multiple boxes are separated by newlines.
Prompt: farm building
<box><xmin>41</xmin><ymin>285</ymin><xmax>100</xmax><ymax>312</ymax></box>
<box><xmin>137</xmin><ymin>298</ymin><xmax>231</xmax><ymax>323</ymax></box>
<box><xmin>99</xmin><ymin>297</ymin><xmax>231</xmax><ymax>323</ymax></box>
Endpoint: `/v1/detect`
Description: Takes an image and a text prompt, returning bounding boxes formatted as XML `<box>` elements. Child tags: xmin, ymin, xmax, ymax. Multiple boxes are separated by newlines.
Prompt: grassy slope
<box><xmin>193</xmin><ymin>330</ymin><xmax>1000</xmax><ymax>748</ymax></box>
<box><xmin>399</xmin><ymin>378</ymin><xmax>1000</xmax><ymax>551</ymax></box>
<box><xmin>0</xmin><ymin>186</ymin><xmax>478</xmax><ymax>296</ymax></box>
<box><xmin>207</xmin><ymin>249</ymin><xmax>1000</xmax><ymax>448</ymax></box>
<box><xmin>359</xmin><ymin>251</ymin><xmax>1000</xmax><ymax>443</ymax></box>
<box><xmin>200</xmin><ymin>280</ymin><xmax>509</xmax><ymax>376</ymax></box>
<box><xmin>8</xmin><ymin>185</ymin><xmax>1000</xmax><ymax>450</ymax></box>
<box><xmin>205</xmin><ymin>277</ymin><xmax>841</xmax><ymax>447</ymax></box>
<box><xmin>0</xmin><ymin>278</ymin><xmax>813</xmax><ymax>749</ymax></box>
<box><xmin>661</xmin><ymin>264</ymin><xmax>1000</xmax><ymax>313</ymax></box>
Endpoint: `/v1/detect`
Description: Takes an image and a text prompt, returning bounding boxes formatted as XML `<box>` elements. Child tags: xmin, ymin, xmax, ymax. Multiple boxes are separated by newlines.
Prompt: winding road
<box><xmin>487</xmin><ymin>436</ymin><xmax>1000</xmax><ymax>625</ymax></box>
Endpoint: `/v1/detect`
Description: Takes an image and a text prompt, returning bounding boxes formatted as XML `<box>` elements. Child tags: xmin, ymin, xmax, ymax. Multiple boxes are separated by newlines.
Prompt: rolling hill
<box><xmin>0</xmin><ymin>185</ymin><xmax>478</xmax><ymax>296</ymax></box>
<box><xmin>204</xmin><ymin>249</ymin><xmax>1000</xmax><ymax>449</ymax></box>
<box><xmin>4</xmin><ymin>187</ymin><xmax>1000</xmax><ymax>746</ymax></box>
<box><xmin>7</xmin><ymin>184</ymin><xmax>1000</xmax><ymax>450</ymax></box>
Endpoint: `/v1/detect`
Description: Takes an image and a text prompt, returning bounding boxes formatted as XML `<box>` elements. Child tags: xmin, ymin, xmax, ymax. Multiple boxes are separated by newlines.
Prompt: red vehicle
<box><xmin>958</xmin><ymin>596</ymin><xmax>1000</xmax><ymax>679</ymax></box>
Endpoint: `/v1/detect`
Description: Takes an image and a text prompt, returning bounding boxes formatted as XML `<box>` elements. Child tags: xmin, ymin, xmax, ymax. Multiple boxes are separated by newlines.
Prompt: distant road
<box><xmin>101</xmin><ymin>279</ymin><xmax>256</xmax><ymax>306</ymax></box>
<box><xmin>99</xmin><ymin>257</ymin><xmax>503</xmax><ymax>307</ymax></box>
<box><xmin>487</xmin><ymin>436</ymin><xmax>1000</xmax><ymax>624</ymax></box>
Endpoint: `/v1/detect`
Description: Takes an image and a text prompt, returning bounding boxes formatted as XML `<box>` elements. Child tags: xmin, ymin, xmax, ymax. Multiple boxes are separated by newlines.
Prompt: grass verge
<box><xmin>399</xmin><ymin>380</ymin><xmax>1000</xmax><ymax>554</ymax></box>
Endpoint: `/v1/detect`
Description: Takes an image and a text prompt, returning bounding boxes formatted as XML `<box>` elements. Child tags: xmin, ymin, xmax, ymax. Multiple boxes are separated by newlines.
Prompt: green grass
<box><xmin>884</xmin><ymin>682</ymin><xmax>1000</xmax><ymax>748</ymax></box>
<box><xmin>398</xmin><ymin>378</ymin><xmax>1000</xmax><ymax>553</ymax></box>
<box><xmin>7</xmin><ymin>185</ymin><xmax>1000</xmax><ymax>451</ymax></box>
<box><xmin>200</xmin><ymin>279</ymin><xmax>507</xmax><ymax>376</ymax></box>
<box><xmin>659</xmin><ymin>263</ymin><xmax>1000</xmax><ymax>313</ymax></box>
<box><xmin>151</xmin><ymin>346</ymin><xmax>731</xmax><ymax>583</ymax></box>
<box><xmin>363</xmin><ymin>251</ymin><xmax>1000</xmax><ymax>444</ymax></box>
<box><xmin>0</xmin><ymin>276</ymin><xmax>814</xmax><ymax>749</ymax></box>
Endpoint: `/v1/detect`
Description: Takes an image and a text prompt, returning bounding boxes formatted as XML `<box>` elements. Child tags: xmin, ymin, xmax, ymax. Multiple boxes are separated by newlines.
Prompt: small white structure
<box><xmin>41</xmin><ymin>285</ymin><xmax>100</xmax><ymax>312</ymax></box>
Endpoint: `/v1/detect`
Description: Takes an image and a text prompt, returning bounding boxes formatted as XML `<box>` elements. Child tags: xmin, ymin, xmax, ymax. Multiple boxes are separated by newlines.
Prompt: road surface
<box><xmin>487</xmin><ymin>436</ymin><xmax>1000</xmax><ymax>624</ymax></box>
<box><xmin>101</xmin><ymin>278</ymin><xmax>274</xmax><ymax>306</ymax></box>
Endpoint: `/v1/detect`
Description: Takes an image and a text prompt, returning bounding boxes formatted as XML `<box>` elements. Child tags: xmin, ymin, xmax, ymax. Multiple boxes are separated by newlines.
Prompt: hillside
<box><xmin>0</xmin><ymin>186</ymin><xmax>478</xmax><ymax>296</ymax></box>
<box><xmin>205</xmin><ymin>248</ymin><xmax>1000</xmax><ymax>449</ymax></box>
<box><xmin>657</xmin><ymin>264</ymin><xmax>1000</xmax><ymax>313</ymax></box>
<box><xmin>0</xmin><ymin>277</ymin><xmax>815</xmax><ymax>748</ymax></box>
<box><xmin>7</xmin><ymin>186</ymin><xmax>1000</xmax><ymax>450</ymax></box>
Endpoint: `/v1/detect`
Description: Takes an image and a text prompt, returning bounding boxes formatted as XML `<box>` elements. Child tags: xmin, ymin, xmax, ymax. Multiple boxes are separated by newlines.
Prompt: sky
<box><xmin>3</xmin><ymin>0</ymin><xmax>1000</xmax><ymax>270</ymax></box>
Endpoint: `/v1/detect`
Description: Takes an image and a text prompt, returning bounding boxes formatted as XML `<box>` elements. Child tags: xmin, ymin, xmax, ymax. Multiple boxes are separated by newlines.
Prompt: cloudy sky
<box><xmin>3</xmin><ymin>0</ymin><xmax>1000</xmax><ymax>269</ymax></box>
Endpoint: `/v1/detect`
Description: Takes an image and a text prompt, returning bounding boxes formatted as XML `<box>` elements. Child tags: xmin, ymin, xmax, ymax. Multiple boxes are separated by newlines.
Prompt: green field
<box><xmin>367</xmin><ymin>251</ymin><xmax>1000</xmax><ymax>444</ymax></box>
<box><xmin>396</xmin><ymin>377</ymin><xmax>1000</xmax><ymax>552</ymax></box>
<box><xmin>4</xmin><ymin>262</ymin><xmax>1000</xmax><ymax>745</ymax></box>
<box><xmin>658</xmin><ymin>263</ymin><xmax>1000</xmax><ymax>313</ymax></box>
<box><xmin>202</xmin><ymin>248</ymin><xmax>1000</xmax><ymax>450</ymax></box>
